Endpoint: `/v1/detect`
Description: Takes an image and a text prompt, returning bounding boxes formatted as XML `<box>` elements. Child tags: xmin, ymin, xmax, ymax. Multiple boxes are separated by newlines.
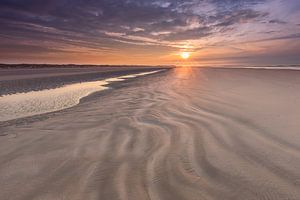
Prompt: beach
<box><xmin>0</xmin><ymin>67</ymin><xmax>299</xmax><ymax>200</ymax></box>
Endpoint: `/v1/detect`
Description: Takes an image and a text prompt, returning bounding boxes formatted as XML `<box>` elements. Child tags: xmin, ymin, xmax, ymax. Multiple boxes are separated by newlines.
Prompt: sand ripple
<box><xmin>0</xmin><ymin>68</ymin><xmax>299</xmax><ymax>200</ymax></box>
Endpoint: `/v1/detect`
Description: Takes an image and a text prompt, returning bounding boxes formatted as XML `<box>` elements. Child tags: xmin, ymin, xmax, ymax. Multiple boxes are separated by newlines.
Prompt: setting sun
<box><xmin>180</xmin><ymin>52</ymin><xmax>190</xmax><ymax>60</ymax></box>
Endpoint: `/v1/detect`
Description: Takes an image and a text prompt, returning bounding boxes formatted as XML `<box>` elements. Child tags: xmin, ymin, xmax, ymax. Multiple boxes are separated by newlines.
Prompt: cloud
<box><xmin>0</xmin><ymin>0</ymin><xmax>299</xmax><ymax>64</ymax></box>
<box><xmin>268</xmin><ymin>19</ymin><xmax>287</xmax><ymax>24</ymax></box>
<box><xmin>0</xmin><ymin>0</ymin><xmax>269</xmax><ymax>42</ymax></box>
<box><xmin>214</xmin><ymin>9</ymin><xmax>268</xmax><ymax>27</ymax></box>
<box><xmin>163</xmin><ymin>26</ymin><xmax>211</xmax><ymax>41</ymax></box>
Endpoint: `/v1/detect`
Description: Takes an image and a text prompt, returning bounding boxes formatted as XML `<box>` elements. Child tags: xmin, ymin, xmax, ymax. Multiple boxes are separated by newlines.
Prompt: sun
<box><xmin>180</xmin><ymin>52</ymin><xmax>190</xmax><ymax>60</ymax></box>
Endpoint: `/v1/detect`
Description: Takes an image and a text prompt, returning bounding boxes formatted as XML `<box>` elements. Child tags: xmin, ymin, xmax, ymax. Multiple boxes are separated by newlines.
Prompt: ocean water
<box><xmin>0</xmin><ymin>70</ymin><xmax>164</xmax><ymax>122</ymax></box>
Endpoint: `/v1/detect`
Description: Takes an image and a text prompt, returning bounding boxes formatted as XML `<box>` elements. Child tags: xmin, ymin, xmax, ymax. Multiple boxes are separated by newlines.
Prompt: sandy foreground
<box><xmin>0</xmin><ymin>67</ymin><xmax>300</xmax><ymax>200</ymax></box>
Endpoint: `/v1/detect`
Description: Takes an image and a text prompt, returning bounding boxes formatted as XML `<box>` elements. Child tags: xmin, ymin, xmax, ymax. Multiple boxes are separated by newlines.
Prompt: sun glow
<box><xmin>180</xmin><ymin>52</ymin><xmax>190</xmax><ymax>60</ymax></box>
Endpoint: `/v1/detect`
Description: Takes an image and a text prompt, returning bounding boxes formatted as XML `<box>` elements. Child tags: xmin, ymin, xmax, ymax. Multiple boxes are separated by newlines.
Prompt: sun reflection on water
<box><xmin>174</xmin><ymin>66</ymin><xmax>195</xmax><ymax>79</ymax></box>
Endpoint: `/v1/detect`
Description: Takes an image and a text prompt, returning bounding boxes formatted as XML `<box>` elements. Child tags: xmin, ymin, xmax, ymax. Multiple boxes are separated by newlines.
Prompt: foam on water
<box><xmin>0</xmin><ymin>70</ymin><xmax>164</xmax><ymax>122</ymax></box>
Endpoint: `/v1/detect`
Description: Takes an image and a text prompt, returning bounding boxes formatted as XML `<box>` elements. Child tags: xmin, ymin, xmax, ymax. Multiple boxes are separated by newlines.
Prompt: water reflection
<box><xmin>174</xmin><ymin>66</ymin><xmax>196</xmax><ymax>79</ymax></box>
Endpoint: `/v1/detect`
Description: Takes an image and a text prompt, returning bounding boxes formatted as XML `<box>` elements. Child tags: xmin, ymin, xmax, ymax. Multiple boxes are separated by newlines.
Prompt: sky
<box><xmin>0</xmin><ymin>0</ymin><xmax>299</xmax><ymax>65</ymax></box>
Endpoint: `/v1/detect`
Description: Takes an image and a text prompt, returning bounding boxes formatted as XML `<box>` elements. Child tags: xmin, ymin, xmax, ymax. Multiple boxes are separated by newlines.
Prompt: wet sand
<box><xmin>0</xmin><ymin>66</ymin><xmax>167</xmax><ymax>95</ymax></box>
<box><xmin>0</xmin><ymin>67</ymin><xmax>300</xmax><ymax>200</ymax></box>
<box><xmin>0</xmin><ymin>70</ymin><xmax>165</xmax><ymax>122</ymax></box>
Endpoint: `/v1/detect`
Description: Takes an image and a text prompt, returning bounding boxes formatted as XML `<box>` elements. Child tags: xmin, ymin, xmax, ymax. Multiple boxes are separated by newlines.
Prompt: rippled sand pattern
<box><xmin>0</xmin><ymin>68</ymin><xmax>299</xmax><ymax>200</ymax></box>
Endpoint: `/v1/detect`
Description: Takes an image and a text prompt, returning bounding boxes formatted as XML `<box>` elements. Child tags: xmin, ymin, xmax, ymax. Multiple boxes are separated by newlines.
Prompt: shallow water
<box><xmin>0</xmin><ymin>67</ymin><xmax>299</xmax><ymax>200</ymax></box>
<box><xmin>0</xmin><ymin>70</ymin><xmax>163</xmax><ymax>121</ymax></box>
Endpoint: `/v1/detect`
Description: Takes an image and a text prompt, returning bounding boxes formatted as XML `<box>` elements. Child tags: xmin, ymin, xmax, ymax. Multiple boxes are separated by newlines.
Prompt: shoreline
<box><xmin>1</xmin><ymin>66</ymin><xmax>298</xmax><ymax>127</ymax></box>
<box><xmin>0</xmin><ymin>69</ymin><xmax>169</xmax><ymax>127</ymax></box>
<box><xmin>0</xmin><ymin>66</ymin><xmax>171</xmax><ymax>96</ymax></box>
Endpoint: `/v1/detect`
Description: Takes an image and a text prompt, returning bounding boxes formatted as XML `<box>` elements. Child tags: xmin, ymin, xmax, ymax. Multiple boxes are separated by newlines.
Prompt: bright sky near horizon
<box><xmin>0</xmin><ymin>0</ymin><xmax>299</xmax><ymax>65</ymax></box>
